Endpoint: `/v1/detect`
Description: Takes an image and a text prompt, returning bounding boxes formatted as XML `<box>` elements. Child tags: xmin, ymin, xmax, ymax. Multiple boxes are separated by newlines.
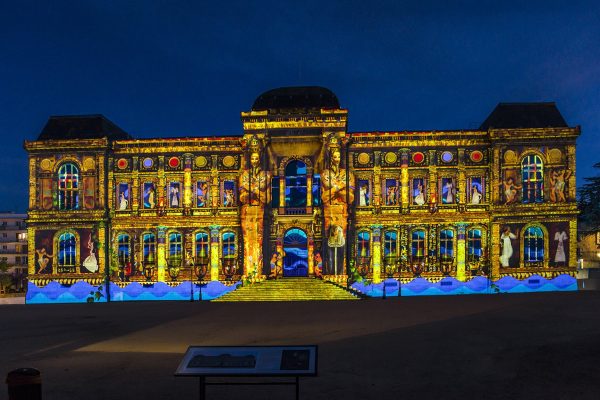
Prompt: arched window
<box><xmin>142</xmin><ymin>233</ymin><xmax>156</xmax><ymax>264</ymax></box>
<box><xmin>117</xmin><ymin>233</ymin><xmax>131</xmax><ymax>265</ymax></box>
<box><xmin>58</xmin><ymin>163</ymin><xmax>80</xmax><ymax>210</ymax></box>
<box><xmin>222</xmin><ymin>232</ymin><xmax>236</xmax><ymax>258</ymax></box>
<box><xmin>383</xmin><ymin>230</ymin><xmax>398</xmax><ymax>257</ymax></box>
<box><xmin>57</xmin><ymin>232</ymin><xmax>77</xmax><ymax>271</ymax></box>
<box><xmin>467</xmin><ymin>229</ymin><xmax>483</xmax><ymax>262</ymax></box>
<box><xmin>440</xmin><ymin>229</ymin><xmax>454</xmax><ymax>259</ymax></box>
<box><xmin>195</xmin><ymin>231</ymin><xmax>210</xmax><ymax>259</ymax></box>
<box><xmin>524</xmin><ymin>226</ymin><xmax>544</xmax><ymax>264</ymax></box>
<box><xmin>357</xmin><ymin>231</ymin><xmax>371</xmax><ymax>257</ymax></box>
<box><xmin>285</xmin><ymin>160</ymin><xmax>307</xmax><ymax>209</ymax></box>
<box><xmin>522</xmin><ymin>155</ymin><xmax>544</xmax><ymax>203</ymax></box>
<box><xmin>168</xmin><ymin>232</ymin><xmax>182</xmax><ymax>258</ymax></box>
<box><xmin>411</xmin><ymin>229</ymin><xmax>426</xmax><ymax>260</ymax></box>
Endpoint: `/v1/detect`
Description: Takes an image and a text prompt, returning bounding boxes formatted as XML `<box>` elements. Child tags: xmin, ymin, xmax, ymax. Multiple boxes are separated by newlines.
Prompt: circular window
<box><xmin>412</xmin><ymin>152</ymin><xmax>425</xmax><ymax>164</ymax></box>
<box><xmin>441</xmin><ymin>151</ymin><xmax>454</xmax><ymax>163</ymax></box>
<box><xmin>470</xmin><ymin>150</ymin><xmax>483</xmax><ymax>162</ymax></box>
<box><xmin>117</xmin><ymin>158</ymin><xmax>128</xmax><ymax>169</ymax></box>
<box><xmin>168</xmin><ymin>157</ymin><xmax>180</xmax><ymax>168</ymax></box>
<box><xmin>142</xmin><ymin>158</ymin><xmax>153</xmax><ymax>169</ymax></box>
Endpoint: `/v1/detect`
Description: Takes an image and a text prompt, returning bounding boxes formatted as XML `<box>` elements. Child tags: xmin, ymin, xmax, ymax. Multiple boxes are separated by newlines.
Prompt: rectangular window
<box><xmin>169</xmin><ymin>182</ymin><xmax>181</xmax><ymax>208</ymax></box>
<box><xmin>440</xmin><ymin>177</ymin><xmax>456</xmax><ymax>204</ymax></box>
<box><xmin>383</xmin><ymin>179</ymin><xmax>398</xmax><ymax>206</ymax></box>
<box><xmin>222</xmin><ymin>180</ymin><xmax>236</xmax><ymax>207</ymax></box>
<box><xmin>142</xmin><ymin>182</ymin><xmax>156</xmax><ymax>209</ymax></box>
<box><xmin>117</xmin><ymin>183</ymin><xmax>130</xmax><ymax>210</ymax></box>
<box><xmin>195</xmin><ymin>180</ymin><xmax>210</xmax><ymax>208</ymax></box>
<box><xmin>468</xmin><ymin>176</ymin><xmax>484</xmax><ymax>204</ymax></box>
<box><xmin>356</xmin><ymin>179</ymin><xmax>371</xmax><ymax>207</ymax></box>
<box><xmin>412</xmin><ymin>177</ymin><xmax>427</xmax><ymax>206</ymax></box>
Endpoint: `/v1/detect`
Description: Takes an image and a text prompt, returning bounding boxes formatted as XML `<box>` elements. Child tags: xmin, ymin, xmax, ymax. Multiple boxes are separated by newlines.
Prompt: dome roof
<box><xmin>252</xmin><ymin>86</ymin><xmax>339</xmax><ymax>111</ymax></box>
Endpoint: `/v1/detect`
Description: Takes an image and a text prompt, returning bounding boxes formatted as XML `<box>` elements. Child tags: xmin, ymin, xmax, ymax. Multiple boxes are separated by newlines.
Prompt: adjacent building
<box><xmin>0</xmin><ymin>212</ymin><xmax>28</xmax><ymax>293</ymax></box>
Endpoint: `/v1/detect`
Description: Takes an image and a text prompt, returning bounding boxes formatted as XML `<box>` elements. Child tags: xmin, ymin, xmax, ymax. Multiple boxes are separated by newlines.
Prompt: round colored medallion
<box><xmin>412</xmin><ymin>152</ymin><xmax>425</xmax><ymax>164</ymax></box>
<box><xmin>503</xmin><ymin>150</ymin><xmax>517</xmax><ymax>164</ymax></box>
<box><xmin>117</xmin><ymin>158</ymin><xmax>128</xmax><ymax>169</ymax></box>
<box><xmin>548</xmin><ymin>148</ymin><xmax>562</xmax><ymax>163</ymax></box>
<box><xmin>142</xmin><ymin>157</ymin><xmax>153</xmax><ymax>169</ymax></box>
<box><xmin>195</xmin><ymin>155</ymin><xmax>208</xmax><ymax>168</ymax></box>
<box><xmin>470</xmin><ymin>150</ymin><xmax>483</xmax><ymax>162</ymax></box>
<box><xmin>168</xmin><ymin>157</ymin><xmax>180</xmax><ymax>168</ymax></box>
<box><xmin>40</xmin><ymin>159</ymin><xmax>52</xmax><ymax>171</ymax></box>
<box><xmin>222</xmin><ymin>155</ymin><xmax>235</xmax><ymax>168</ymax></box>
<box><xmin>384</xmin><ymin>152</ymin><xmax>397</xmax><ymax>164</ymax></box>
<box><xmin>441</xmin><ymin>151</ymin><xmax>454</xmax><ymax>163</ymax></box>
<box><xmin>357</xmin><ymin>152</ymin><xmax>370</xmax><ymax>165</ymax></box>
<box><xmin>83</xmin><ymin>157</ymin><xmax>95</xmax><ymax>170</ymax></box>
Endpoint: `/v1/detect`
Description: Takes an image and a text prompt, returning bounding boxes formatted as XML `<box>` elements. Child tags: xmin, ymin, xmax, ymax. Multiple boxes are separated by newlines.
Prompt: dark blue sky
<box><xmin>1</xmin><ymin>0</ymin><xmax>599</xmax><ymax>212</ymax></box>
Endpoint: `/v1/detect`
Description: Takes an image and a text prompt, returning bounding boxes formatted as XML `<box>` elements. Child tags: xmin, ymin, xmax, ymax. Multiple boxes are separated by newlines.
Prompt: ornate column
<box><xmin>27</xmin><ymin>227</ymin><xmax>36</xmax><ymax>276</ymax></box>
<box><xmin>157</xmin><ymin>226</ymin><xmax>167</xmax><ymax>282</ymax></box>
<box><xmin>400</xmin><ymin>150</ymin><xmax>409</xmax><ymax>210</ymax></box>
<box><xmin>373</xmin><ymin>157</ymin><xmax>381</xmax><ymax>208</ymax></box>
<box><xmin>458</xmin><ymin>148</ymin><xmax>466</xmax><ymax>204</ymax></box>
<box><xmin>278</xmin><ymin>172</ymin><xmax>285</xmax><ymax>213</ymax></box>
<box><xmin>308</xmin><ymin>237</ymin><xmax>314</xmax><ymax>275</ymax></box>
<box><xmin>28</xmin><ymin>157</ymin><xmax>36</xmax><ymax>210</ymax></box>
<box><xmin>183</xmin><ymin>155</ymin><xmax>193</xmax><ymax>209</ymax></box>
<box><xmin>157</xmin><ymin>156</ymin><xmax>166</xmax><ymax>208</ymax></box>
<box><xmin>492</xmin><ymin>147</ymin><xmax>501</xmax><ymax>203</ymax></box>
<box><xmin>131</xmin><ymin>157</ymin><xmax>139</xmax><ymax>211</ymax></box>
<box><xmin>371</xmin><ymin>224</ymin><xmax>382</xmax><ymax>284</ymax></box>
<box><xmin>97</xmin><ymin>222</ymin><xmax>106</xmax><ymax>275</ymax></box>
<box><xmin>210</xmin><ymin>225</ymin><xmax>220</xmax><ymax>281</ymax></box>
<box><xmin>491</xmin><ymin>223</ymin><xmax>500</xmax><ymax>279</ymax></box>
<box><xmin>306</xmin><ymin>166</ymin><xmax>313</xmax><ymax>214</ymax></box>
<box><xmin>567</xmin><ymin>145</ymin><xmax>576</xmax><ymax>201</ymax></box>
<box><xmin>569</xmin><ymin>219</ymin><xmax>577</xmax><ymax>269</ymax></box>
<box><xmin>98</xmin><ymin>154</ymin><xmax>105</xmax><ymax>208</ymax></box>
<box><xmin>456</xmin><ymin>223</ymin><xmax>467</xmax><ymax>281</ymax></box>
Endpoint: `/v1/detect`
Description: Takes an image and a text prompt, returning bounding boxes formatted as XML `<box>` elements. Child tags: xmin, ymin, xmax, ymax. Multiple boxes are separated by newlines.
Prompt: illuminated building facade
<box><xmin>24</xmin><ymin>87</ymin><xmax>579</xmax><ymax>302</ymax></box>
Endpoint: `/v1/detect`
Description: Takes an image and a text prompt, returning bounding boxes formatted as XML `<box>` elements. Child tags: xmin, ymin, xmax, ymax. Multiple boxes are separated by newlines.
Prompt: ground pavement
<box><xmin>2</xmin><ymin>291</ymin><xmax>600</xmax><ymax>399</ymax></box>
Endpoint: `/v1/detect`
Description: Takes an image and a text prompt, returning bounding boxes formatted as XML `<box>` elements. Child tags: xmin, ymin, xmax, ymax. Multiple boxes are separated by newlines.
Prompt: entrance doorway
<box><xmin>283</xmin><ymin>228</ymin><xmax>308</xmax><ymax>277</ymax></box>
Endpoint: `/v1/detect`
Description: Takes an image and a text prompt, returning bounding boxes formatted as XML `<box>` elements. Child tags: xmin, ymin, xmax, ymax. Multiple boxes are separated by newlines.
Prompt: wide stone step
<box><xmin>213</xmin><ymin>278</ymin><xmax>359</xmax><ymax>302</ymax></box>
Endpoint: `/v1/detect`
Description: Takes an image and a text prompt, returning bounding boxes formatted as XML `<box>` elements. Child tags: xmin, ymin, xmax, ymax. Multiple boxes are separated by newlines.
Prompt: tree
<box><xmin>0</xmin><ymin>259</ymin><xmax>12</xmax><ymax>293</ymax></box>
<box><xmin>578</xmin><ymin>162</ymin><xmax>600</xmax><ymax>231</ymax></box>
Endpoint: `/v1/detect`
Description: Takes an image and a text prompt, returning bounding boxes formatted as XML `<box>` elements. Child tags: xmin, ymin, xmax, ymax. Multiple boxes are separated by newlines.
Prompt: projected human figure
<box><xmin>321</xmin><ymin>143</ymin><xmax>354</xmax><ymax>275</ymax></box>
<box><xmin>239</xmin><ymin>142</ymin><xmax>270</xmax><ymax>277</ymax></box>
<box><xmin>500</xmin><ymin>226</ymin><xmax>517</xmax><ymax>268</ymax></box>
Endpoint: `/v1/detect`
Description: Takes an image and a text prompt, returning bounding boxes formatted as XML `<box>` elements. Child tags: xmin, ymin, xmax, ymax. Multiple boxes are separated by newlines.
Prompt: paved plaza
<box><xmin>2</xmin><ymin>291</ymin><xmax>600</xmax><ymax>399</ymax></box>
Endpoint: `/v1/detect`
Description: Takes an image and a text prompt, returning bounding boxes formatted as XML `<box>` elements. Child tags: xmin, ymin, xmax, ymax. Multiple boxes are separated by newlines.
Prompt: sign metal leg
<box><xmin>199</xmin><ymin>376</ymin><xmax>205</xmax><ymax>400</ymax></box>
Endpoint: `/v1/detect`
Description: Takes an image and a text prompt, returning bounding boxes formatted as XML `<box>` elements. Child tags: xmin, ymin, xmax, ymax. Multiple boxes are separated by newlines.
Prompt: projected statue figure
<box><xmin>239</xmin><ymin>138</ymin><xmax>270</xmax><ymax>277</ymax></box>
<box><xmin>321</xmin><ymin>140</ymin><xmax>354</xmax><ymax>275</ymax></box>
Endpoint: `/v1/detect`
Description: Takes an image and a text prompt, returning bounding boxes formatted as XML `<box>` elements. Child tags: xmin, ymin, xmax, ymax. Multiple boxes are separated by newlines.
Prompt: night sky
<box><xmin>1</xmin><ymin>0</ymin><xmax>599</xmax><ymax>212</ymax></box>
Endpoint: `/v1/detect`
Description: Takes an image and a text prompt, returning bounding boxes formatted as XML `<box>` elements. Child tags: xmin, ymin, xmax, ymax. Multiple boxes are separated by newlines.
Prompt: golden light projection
<box><xmin>23</xmin><ymin>89</ymin><xmax>580</xmax><ymax>302</ymax></box>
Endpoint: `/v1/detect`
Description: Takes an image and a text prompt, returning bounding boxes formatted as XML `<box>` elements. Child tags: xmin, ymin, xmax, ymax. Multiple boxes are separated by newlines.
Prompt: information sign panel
<box><xmin>175</xmin><ymin>345</ymin><xmax>318</xmax><ymax>377</ymax></box>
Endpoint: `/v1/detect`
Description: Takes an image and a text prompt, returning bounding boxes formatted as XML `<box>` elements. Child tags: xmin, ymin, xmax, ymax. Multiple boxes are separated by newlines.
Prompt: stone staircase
<box><xmin>212</xmin><ymin>278</ymin><xmax>360</xmax><ymax>302</ymax></box>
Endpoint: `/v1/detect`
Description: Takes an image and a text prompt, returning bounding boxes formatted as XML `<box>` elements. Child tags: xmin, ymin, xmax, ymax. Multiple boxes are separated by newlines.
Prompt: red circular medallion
<box><xmin>168</xmin><ymin>157</ymin><xmax>180</xmax><ymax>168</ymax></box>
<box><xmin>412</xmin><ymin>152</ymin><xmax>425</xmax><ymax>163</ymax></box>
<box><xmin>117</xmin><ymin>158</ymin><xmax>128</xmax><ymax>169</ymax></box>
<box><xmin>470</xmin><ymin>151</ymin><xmax>483</xmax><ymax>162</ymax></box>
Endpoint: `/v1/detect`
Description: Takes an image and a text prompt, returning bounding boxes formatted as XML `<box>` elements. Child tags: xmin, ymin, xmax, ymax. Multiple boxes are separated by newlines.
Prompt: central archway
<box><xmin>283</xmin><ymin>228</ymin><xmax>308</xmax><ymax>277</ymax></box>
